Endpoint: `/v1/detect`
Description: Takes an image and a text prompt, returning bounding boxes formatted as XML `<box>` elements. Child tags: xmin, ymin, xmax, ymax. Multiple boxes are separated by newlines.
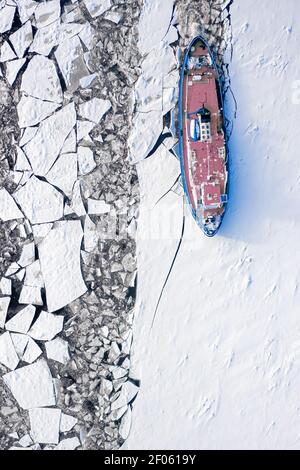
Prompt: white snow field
<box><xmin>128</xmin><ymin>0</ymin><xmax>300</xmax><ymax>450</ymax></box>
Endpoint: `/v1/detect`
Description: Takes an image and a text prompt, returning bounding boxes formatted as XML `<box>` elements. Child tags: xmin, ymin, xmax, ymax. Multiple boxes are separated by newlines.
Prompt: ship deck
<box><xmin>181</xmin><ymin>44</ymin><xmax>227</xmax><ymax>222</ymax></box>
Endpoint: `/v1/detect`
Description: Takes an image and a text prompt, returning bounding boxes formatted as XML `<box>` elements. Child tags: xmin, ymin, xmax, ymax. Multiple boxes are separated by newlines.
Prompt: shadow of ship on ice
<box><xmin>219</xmin><ymin>73</ymin><xmax>295</xmax><ymax>245</ymax></box>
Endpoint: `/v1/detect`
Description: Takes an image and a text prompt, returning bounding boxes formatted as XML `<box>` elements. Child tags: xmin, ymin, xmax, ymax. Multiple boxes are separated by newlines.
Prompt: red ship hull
<box><xmin>178</xmin><ymin>36</ymin><xmax>228</xmax><ymax>236</ymax></box>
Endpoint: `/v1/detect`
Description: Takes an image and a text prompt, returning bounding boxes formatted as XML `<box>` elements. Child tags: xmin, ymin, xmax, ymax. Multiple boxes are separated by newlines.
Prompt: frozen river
<box><xmin>128</xmin><ymin>0</ymin><xmax>300</xmax><ymax>450</ymax></box>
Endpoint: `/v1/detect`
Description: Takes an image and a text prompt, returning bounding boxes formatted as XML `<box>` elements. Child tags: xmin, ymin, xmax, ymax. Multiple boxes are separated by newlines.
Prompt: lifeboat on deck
<box><xmin>178</xmin><ymin>36</ymin><xmax>228</xmax><ymax>237</ymax></box>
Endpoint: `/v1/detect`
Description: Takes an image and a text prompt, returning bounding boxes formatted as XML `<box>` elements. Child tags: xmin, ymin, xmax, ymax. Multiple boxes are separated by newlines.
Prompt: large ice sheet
<box><xmin>138</xmin><ymin>0</ymin><xmax>174</xmax><ymax>54</ymax></box>
<box><xmin>38</xmin><ymin>220</ymin><xmax>87</xmax><ymax>312</ymax></box>
<box><xmin>128</xmin><ymin>0</ymin><xmax>300</xmax><ymax>450</ymax></box>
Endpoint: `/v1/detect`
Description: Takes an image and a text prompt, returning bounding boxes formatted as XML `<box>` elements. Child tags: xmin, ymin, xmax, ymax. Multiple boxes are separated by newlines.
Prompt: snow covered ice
<box><xmin>127</xmin><ymin>0</ymin><xmax>300</xmax><ymax>451</ymax></box>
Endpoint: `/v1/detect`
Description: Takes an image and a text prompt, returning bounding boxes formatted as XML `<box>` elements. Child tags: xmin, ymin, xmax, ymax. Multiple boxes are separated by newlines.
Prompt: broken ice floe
<box><xmin>60</xmin><ymin>413</ymin><xmax>77</xmax><ymax>433</ymax></box>
<box><xmin>0</xmin><ymin>277</ymin><xmax>12</xmax><ymax>295</ymax></box>
<box><xmin>46</xmin><ymin>153</ymin><xmax>77</xmax><ymax>198</ymax></box>
<box><xmin>80</xmin><ymin>72</ymin><xmax>98</xmax><ymax>89</ymax></box>
<box><xmin>32</xmin><ymin>223</ymin><xmax>53</xmax><ymax>245</ymax></box>
<box><xmin>3</xmin><ymin>359</ymin><xmax>56</xmax><ymax>409</ymax></box>
<box><xmin>23</xmin><ymin>103</ymin><xmax>76</xmax><ymax>176</ymax></box>
<box><xmin>22</xmin><ymin>337</ymin><xmax>42</xmax><ymax>364</ymax></box>
<box><xmin>119</xmin><ymin>407</ymin><xmax>132</xmax><ymax>440</ymax></box>
<box><xmin>45</xmin><ymin>337</ymin><xmax>70</xmax><ymax>364</ymax></box>
<box><xmin>0</xmin><ymin>332</ymin><xmax>19</xmax><ymax>370</ymax></box>
<box><xmin>0</xmin><ymin>297</ymin><xmax>10</xmax><ymax>328</ymax></box>
<box><xmin>28</xmin><ymin>311</ymin><xmax>64</xmax><ymax>341</ymax></box>
<box><xmin>15</xmin><ymin>0</ymin><xmax>38</xmax><ymax>24</ymax></box>
<box><xmin>19</xmin><ymin>285</ymin><xmax>43</xmax><ymax>306</ymax></box>
<box><xmin>14</xmin><ymin>146</ymin><xmax>31</xmax><ymax>171</ymax></box>
<box><xmin>19</xmin><ymin>126</ymin><xmax>38</xmax><ymax>147</ymax></box>
<box><xmin>5</xmin><ymin>58</ymin><xmax>26</xmax><ymax>86</ymax></box>
<box><xmin>38</xmin><ymin>220</ymin><xmax>87</xmax><ymax>312</ymax></box>
<box><xmin>11</xmin><ymin>333</ymin><xmax>29</xmax><ymax>359</ymax></box>
<box><xmin>18</xmin><ymin>242</ymin><xmax>35</xmax><ymax>267</ymax></box>
<box><xmin>78</xmin><ymin>98</ymin><xmax>112</xmax><ymax>123</ymax></box>
<box><xmin>110</xmin><ymin>380</ymin><xmax>139</xmax><ymax>411</ymax></box>
<box><xmin>84</xmin><ymin>215</ymin><xmax>98</xmax><ymax>252</ymax></box>
<box><xmin>0</xmin><ymin>4</ymin><xmax>16</xmax><ymax>34</ymax></box>
<box><xmin>77</xmin><ymin>120</ymin><xmax>95</xmax><ymax>141</ymax></box>
<box><xmin>21</xmin><ymin>55</ymin><xmax>63</xmax><ymax>104</ymax></box>
<box><xmin>129</xmin><ymin>0</ymin><xmax>177</xmax><ymax>164</ymax></box>
<box><xmin>34</xmin><ymin>0</ymin><xmax>61</xmax><ymax>29</ymax></box>
<box><xmin>14</xmin><ymin>176</ymin><xmax>64</xmax><ymax>224</ymax></box>
<box><xmin>5</xmin><ymin>304</ymin><xmax>35</xmax><ymax>334</ymax></box>
<box><xmin>24</xmin><ymin>260</ymin><xmax>44</xmax><ymax>288</ymax></box>
<box><xmin>138</xmin><ymin>144</ymin><xmax>180</xmax><ymax>209</ymax></box>
<box><xmin>61</xmin><ymin>129</ymin><xmax>76</xmax><ymax>154</ymax></box>
<box><xmin>17</xmin><ymin>95</ymin><xmax>60</xmax><ymax>128</ymax></box>
<box><xmin>55</xmin><ymin>437</ymin><xmax>80</xmax><ymax>450</ymax></box>
<box><xmin>55</xmin><ymin>35</ymin><xmax>89</xmax><ymax>92</ymax></box>
<box><xmin>10</xmin><ymin>21</ymin><xmax>33</xmax><ymax>59</ymax></box>
<box><xmin>0</xmin><ymin>188</ymin><xmax>24</xmax><ymax>221</ymax></box>
<box><xmin>69</xmin><ymin>180</ymin><xmax>86</xmax><ymax>217</ymax></box>
<box><xmin>29</xmin><ymin>408</ymin><xmax>61</xmax><ymax>444</ymax></box>
<box><xmin>83</xmin><ymin>0</ymin><xmax>112</xmax><ymax>18</ymax></box>
<box><xmin>135</xmin><ymin>46</ymin><xmax>176</xmax><ymax>113</ymax></box>
<box><xmin>0</xmin><ymin>41</ymin><xmax>16</xmax><ymax>62</ymax></box>
<box><xmin>104</xmin><ymin>11</ymin><xmax>123</xmax><ymax>24</ymax></box>
<box><xmin>87</xmin><ymin>198</ymin><xmax>110</xmax><ymax>215</ymax></box>
<box><xmin>78</xmin><ymin>146</ymin><xmax>96</xmax><ymax>175</ymax></box>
